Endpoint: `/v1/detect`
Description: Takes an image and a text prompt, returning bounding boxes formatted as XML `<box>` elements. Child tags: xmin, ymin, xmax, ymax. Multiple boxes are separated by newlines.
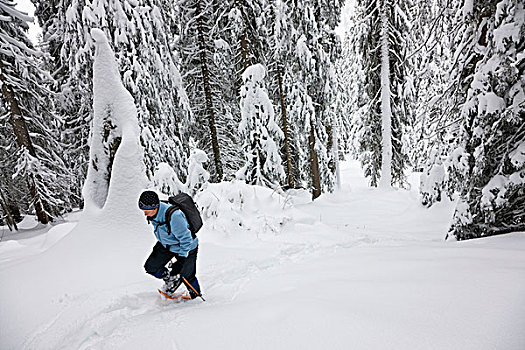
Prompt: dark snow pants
<box><xmin>144</xmin><ymin>241</ymin><xmax>200</xmax><ymax>294</ymax></box>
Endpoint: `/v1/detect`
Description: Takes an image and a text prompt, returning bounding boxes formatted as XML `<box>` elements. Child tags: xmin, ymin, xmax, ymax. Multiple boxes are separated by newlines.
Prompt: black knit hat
<box><xmin>138</xmin><ymin>190</ymin><xmax>159</xmax><ymax>210</ymax></box>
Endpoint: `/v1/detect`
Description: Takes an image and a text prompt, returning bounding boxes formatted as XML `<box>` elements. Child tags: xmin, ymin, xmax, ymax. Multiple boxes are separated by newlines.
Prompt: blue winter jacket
<box><xmin>150</xmin><ymin>202</ymin><xmax>199</xmax><ymax>257</ymax></box>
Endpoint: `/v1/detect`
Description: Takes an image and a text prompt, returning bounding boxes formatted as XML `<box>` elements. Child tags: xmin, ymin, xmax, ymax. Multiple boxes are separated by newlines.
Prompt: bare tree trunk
<box><xmin>309</xmin><ymin>119</ymin><xmax>321</xmax><ymax>200</ymax></box>
<box><xmin>0</xmin><ymin>62</ymin><xmax>49</xmax><ymax>224</ymax></box>
<box><xmin>196</xmin><ymin>0</ymin><xmax>223</xmax><ymax>182</ymax></box>
<box><xmin>276</xmin><ymin>64</ymin><xmax>294</xmax><ymax>188</ymax></box>
<box><xmin>0</xmin><ymin>187</ymin><xmax>18</xmax><ymax>231</ymax></box>
<box><xmin>236</xmin><ymin>0</ymin><xmax>250</xmax><ymax>73</ymax></box>
<box><xmin>327</xmin><ymin>115</ymin><xmax>341</xmax><ymax>190</ymax></box>
<box><xmin>378</xmin><ymin>0</ymin><xmax>393</xmax><ymax>189</ymax></box>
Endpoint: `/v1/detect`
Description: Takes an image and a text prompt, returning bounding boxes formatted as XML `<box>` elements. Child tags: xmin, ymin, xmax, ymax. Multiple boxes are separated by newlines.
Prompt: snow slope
<box><xmin>1</xmin><ymin>161</ymin><xmax>524</xmax><ymax>350</ymax></box>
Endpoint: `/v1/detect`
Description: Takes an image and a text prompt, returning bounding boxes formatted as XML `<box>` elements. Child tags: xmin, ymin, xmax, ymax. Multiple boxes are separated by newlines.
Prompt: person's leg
<box><xmin>144</xmin><ymin>241</ymin><xmax>175</xmax><ymax>279</ymax></box>
<box><xmin>179</xmin><ymin>247</ymin><xmax>201</xmax><ymax>298</ymax></box>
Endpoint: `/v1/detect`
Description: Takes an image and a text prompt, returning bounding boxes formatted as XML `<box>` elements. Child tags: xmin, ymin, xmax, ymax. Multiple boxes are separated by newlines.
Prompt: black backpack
<box><xmin>161</xmin><ymin>192</ymin><xmax>203</xmax><ymax>238</ymax></box>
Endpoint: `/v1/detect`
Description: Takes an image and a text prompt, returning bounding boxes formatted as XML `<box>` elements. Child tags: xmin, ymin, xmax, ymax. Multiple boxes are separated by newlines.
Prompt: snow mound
<box><xmin>90</xmin><ymin>28</ymin><xmax>107</xmax><ymax>43</ymax></box>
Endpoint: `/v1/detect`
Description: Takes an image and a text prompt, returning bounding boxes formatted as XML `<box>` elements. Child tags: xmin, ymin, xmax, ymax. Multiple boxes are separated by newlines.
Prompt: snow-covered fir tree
<box><xmin>32</xmin><ymin>0</ymin><xmax>91</xmax><ymax>209</ymax></box>
<box><xmin>351</xmin><ymin>0</ymin><xmax>382</xmax><ymax>186</ymax></box>
<box><xmin>237</xmin><ymin>63</ymin><xmax>285</xmax><ymax>186</ymax></box>
<box><xmin>334</xmin><ymin>33</ymin><xmax>357</xmax><ymax>158</ymax></box>
<box><xmin>152</xmin><ymin>148</ymin><xmax>210</xmax><ymax>196</ymax></box>
<box><xmin>0</xmin><ymin>121</ymin><xmax>24</xmax><ymax>230</ymax></box>
<box><xmin>225</xmin><ymin>0</ymin><xmax>265</xmax><ymax>87</ymax></box>
<box><xmin>416</xmin><ymin>1</ymin><xmax>469</xmax><ymax>206</ymax></box>
<box><xmin>337</xmin><ymin>13</ymin><xmax>369</xmax><ymax>161</ymax></box>
<box><xmin>287</xmin><ymin>0</ymin><xmax>342</xmax><ymax>198</ymax></box>
<box><xmin>0</xmin><ymin>0</ymin><xmax>71</xmax><ymax>225</ymax></box>
<box><xmin>186</xmin><ymin>148</ymin><xmax>211</xmax><ymax>196</ymax></box>
<box><xmin>352</xmin><ymin>0</ymin><xmax>412</xmax><ymax>188</ymax></box>
<box><xmin>265</xmin><ymin>0</ymin><xmax>296</xmax><ymax>189</ymax></box>
<box><xmin>176</xmin><ymin>0</ymin><xmax>242</xmax><ymax>182</ymax></box>
<box><xmin>32</xmin><ymin>0</ymin><xmax>192</xmax><ymax>197</ymax></box>
<box><xmin>448</xmin><ymin>0</ymin><xmax>525</xmax><ymax>240</ymax></box>
<box><xmin>152</xmin><ymin>163</ymin><xmax>186</xmax><ymax>196</ymax></box>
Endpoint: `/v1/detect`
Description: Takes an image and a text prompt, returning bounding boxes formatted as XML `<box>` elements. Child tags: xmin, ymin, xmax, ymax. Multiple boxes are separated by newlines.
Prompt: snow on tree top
<box><xmin>241</xmin><ymin>63</ymin><xmax>266</xmax><ymax>83</ymax></box>
<box><xmin>90</xmin><ymin>28</ymin><xmax>108</xmax><ymax>43</ymax></box>
<box><xmin>214</xmin><ymin>39</ymin><xmax>229</xmax><ymax>50</ymax></box>
<box><xmin>510</xmin><ymin>141</ymin><xmax>525</xmax><ymax>168</ymax></box>
<box><xmin>478</xmin><ymin>92</ymin><xmax>506</xmax><ymax>115</ymax></box>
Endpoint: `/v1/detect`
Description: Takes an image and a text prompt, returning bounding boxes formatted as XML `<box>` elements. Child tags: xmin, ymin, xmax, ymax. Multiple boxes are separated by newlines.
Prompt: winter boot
<box><xmin>163</xmin><ymin>274</ymin><xmax>183</xmax><ymax>294</ymax></box>
<box><xmin>186</xmin><ymin>278</ymin><xmax>202</xmax><ymax>299</ymax></box>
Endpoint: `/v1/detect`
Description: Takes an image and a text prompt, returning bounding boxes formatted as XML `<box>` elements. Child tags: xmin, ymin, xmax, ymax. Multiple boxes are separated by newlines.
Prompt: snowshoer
<box><xmin>139</xmin><ymin>190</ymin><xmax>202</xmax><ymax>299</ymax></box>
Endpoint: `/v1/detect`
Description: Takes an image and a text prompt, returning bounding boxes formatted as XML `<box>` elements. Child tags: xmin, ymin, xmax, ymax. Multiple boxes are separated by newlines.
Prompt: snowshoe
<box><xmin>158</xmin><ymin>288</ymin><xmax>192</xmax><ymax>301</ymax></box>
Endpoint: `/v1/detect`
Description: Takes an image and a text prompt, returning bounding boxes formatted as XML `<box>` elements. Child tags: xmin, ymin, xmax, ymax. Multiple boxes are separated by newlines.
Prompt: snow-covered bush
<box><xmin>152</xmin><ymin>148</ymin><xmax>210</xmax><ymax>196</ymax></box>
<box><xmin>186</xmin><ymin>149</ymin><xmax>210</xmax><ymax>196</ymax></box>
<box><xmin>152</xmin><ymin>163</ymin><xmax>186</xmax><ymax>196</ymax></box>
<box><xmin>195</xmin><ymin>181</ymin><xmax>297</xmax><ymax>236</ymax></box>
<box><xmin>420</xmin><ymin>147</ymin><xmax>446</xmax><ymax>207</ymax></box>
<box><xmin>446</xmin><ymin>200</ymin><xmax>472</xmax><ymax>241</ymax></box>
<box><xmin>445</xmin><ymin>146</ymin><xmax>471</xmax><ymax>196</ymax></box>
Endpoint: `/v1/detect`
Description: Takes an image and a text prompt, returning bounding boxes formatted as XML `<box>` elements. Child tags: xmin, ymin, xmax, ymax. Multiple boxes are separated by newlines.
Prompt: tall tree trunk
<box><xmin>309</xmin><ymin>119</ymin><xmax>321</xmax><ymax>200</ymax></box>
<box><xmin>276</xmin><ymin>64</ymin><xmax>294</xmax><ymax>188</ymax></box>
<box><xmin>378</xmin><ymin>0</ymin><xmax>393</xmax><ymax>189</ymax></box>
<box><xmin>330</xmin><ymin>115</ymin><xmax>341</xmax><ymax>190</ymax></box>
<box><xmin>196</xmin><ymin>0</ymin><xmax>223</xmax><ymax>182</ymax></box>
<box><xmin>0</xmin><ymin>187</ymin><xmax>18</xmax><ymax>231</ymax></box>
<box><xmin>0</xmin><ymin>62</ymin><xmax>49</xmax><ymax>224</ymax></box>
<box><xmin>236</xmin><ymin>0</ymin><xmax>250</xmax><ymax>72</ymax></box>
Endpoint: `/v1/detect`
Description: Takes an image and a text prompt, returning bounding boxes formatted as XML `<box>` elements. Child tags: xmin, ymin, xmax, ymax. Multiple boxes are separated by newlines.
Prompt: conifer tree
<box><xmin>186</xmin><ymin>149</ymin><xmax>210</xmax><ymax>196</ymax></box>
<box><xmin>353</xmin><ymin>0</ymin><xmax>412</xmax><ymax>188</ymax></box>
<box><xmin>415</xmin><ymin>1</ymin><xmax>467</xmax><ymax>206</ymax></box>
<box><xmin>448</xmin><ymin>0</ymin><xmax>525</xmax><ymax>240</ymax></box>
<box><xmin>353</xmin><ymin>0</ymin><xmax>382</xmax><ymax>186</ymax></box>
<box><xmin>287</xmin><ymin>0</ymin><xmax>342</xmax><ymax>199</ymax></box>
<box><xmin>266</xmin><ymin>0</ymin><xmax>295</xmax><ymax>188</ymax></box>
<box><xmin>336</xmin><ymin>28</ymin><xmax>363</xmax><ymax>159</ymax></box>
<box><xmin>237</xmin><ymin>63</ymin><xmax>285</xmax><ymax>186</ymax></box>
<box><xmin>32</xmin><ymin>0</ymin><xmax>192</xmax><ymax>198</ymax></box>
<box><xmin>83</xmin><ymin>28</ymin><xmax>146</xmax><ymax>212</ymax></box>
<box><xmin>226</xmin><ymin>0</ymin><xmax>264</xmax><ymax>81</ymax></box>
<box><xmin>0</xmin><ymin>0</ymin><xmax>71</xmax><ymax>224</ymax></box>
<box><xmin>0</xmin><ymin>127</ymin><xmax>22</xmax><ymax>230</ymax></box>
<box><xmin>177</xmin><ymin>0</ymin><xmax>242</xmax><ymax>182</ymax></box>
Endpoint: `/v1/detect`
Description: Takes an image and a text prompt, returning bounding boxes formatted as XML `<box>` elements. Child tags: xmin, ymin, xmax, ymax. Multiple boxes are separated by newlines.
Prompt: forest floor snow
<box><xmin>1</xmin><ymin>161</ymin><xmax>524</xmax><ymax>350</ymax></box>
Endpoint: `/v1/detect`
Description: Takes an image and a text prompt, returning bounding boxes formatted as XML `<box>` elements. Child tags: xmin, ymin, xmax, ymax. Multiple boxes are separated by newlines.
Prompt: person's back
<box><xmin>150</xmin><ymin>201</ymin><xmax>199</xmax><ymax>255</ymax></box>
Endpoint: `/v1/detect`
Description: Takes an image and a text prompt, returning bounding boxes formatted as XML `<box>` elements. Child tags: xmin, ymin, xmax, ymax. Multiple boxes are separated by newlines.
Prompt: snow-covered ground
<box><xmin>1</xmin><ymin>161</ymin><xmax>524</xmax><ymax>350</ymax></box>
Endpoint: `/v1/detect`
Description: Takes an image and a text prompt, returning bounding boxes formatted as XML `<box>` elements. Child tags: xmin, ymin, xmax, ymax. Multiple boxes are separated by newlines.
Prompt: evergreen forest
<box><xmin>1</xmin><ymin>0</ymin><xmax>524</xmax><ymax>240</ymax></box>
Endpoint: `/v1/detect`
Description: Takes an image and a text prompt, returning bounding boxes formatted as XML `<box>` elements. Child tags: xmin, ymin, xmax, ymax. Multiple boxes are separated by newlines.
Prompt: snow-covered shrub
<box><xmin>152</xmin><ymin>149</ymin><xmax>210</xmax><ymax>197</ymax></box>
<box><xmin>152</xmin><ymin>163</ymin><xmax>186</xmax><ymax>196</ymax></box>
<box><xmin>446</xmin><ymin>200</ymin><xmax>472</xmax><ymax>241</ymax></box>
<box><xmin>444</xmin><ymin>146</ymin><xmax>470</xmax><ymax>195</ymax></box>
<box><xmin>186</xmin><ymin>149</ymin><xmax>210</xmax><ymax>196</ymax></box>
<box><xmin>420</xmin><ymin>147</ymin><xmax>446</xmax><ymax>207</ymax></box>
<box><xmin>195</xmin><ymin>181</ymin><xmax>296</xmax><ymax>236</ymax></box>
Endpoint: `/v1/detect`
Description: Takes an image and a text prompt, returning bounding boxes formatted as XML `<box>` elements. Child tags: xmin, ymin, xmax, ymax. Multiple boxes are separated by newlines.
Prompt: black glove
<box><xmin>169</xmin><ymin>255</ymin><xmax>187</xmax><ymax>275</ymax></box>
